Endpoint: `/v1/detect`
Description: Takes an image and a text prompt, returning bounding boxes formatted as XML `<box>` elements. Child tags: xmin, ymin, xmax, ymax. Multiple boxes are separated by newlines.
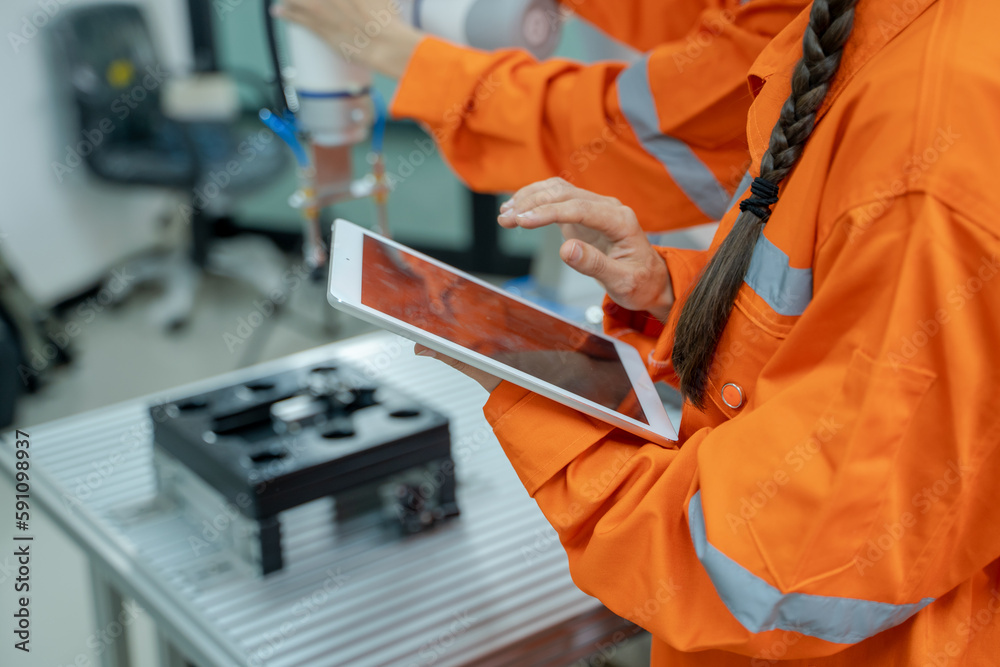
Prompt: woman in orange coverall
<box><xmin>275</xmin><ymin>0</ymin><xmax>807</xmax><ymax>232</ymax></box>
<box><xmin>418</xmin><ymin>0</ymin><xmax>1000</xmax><ymax>664</ymax></box>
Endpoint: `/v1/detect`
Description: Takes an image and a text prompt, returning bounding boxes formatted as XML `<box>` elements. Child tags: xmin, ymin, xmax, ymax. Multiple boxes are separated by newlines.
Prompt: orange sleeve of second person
<box><xmin>390</xmin><ymin>1</ymin><xmax>808</xmax><ymax>231</ymax></box>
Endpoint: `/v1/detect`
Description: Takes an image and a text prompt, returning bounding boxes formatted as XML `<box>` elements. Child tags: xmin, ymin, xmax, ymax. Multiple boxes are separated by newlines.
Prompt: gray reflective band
<box><xmin>617</xmin><ymin>58</ymin><xmax>732</xmax><ymax>220</ymax></box>
<box><xmin>744</xmin><ymin>233</ymin><xmax>813</xmax><ymax>316</ymax></box>
<box><xmin>687</xmin><ymin>492</ymin><xmax>935</xmax><ymax>644</ymax></box>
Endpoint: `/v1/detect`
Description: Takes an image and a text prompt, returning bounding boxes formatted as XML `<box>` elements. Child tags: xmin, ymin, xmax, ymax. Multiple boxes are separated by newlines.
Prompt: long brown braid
<box><xmin>671</xmin><ymin>0</ymin><xmax>860</xmax><ymax>408</ymax></box>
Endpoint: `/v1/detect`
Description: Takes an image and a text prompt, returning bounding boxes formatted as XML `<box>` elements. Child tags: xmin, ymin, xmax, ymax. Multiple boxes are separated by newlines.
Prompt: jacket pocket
<box><xmin>783</xmin><ymin>347</ymin><xmax>937</xmax><ymax>583</ymax></box>
<box><xmin>703</xmin><ymin>291</ymin><xmax>789</xmax><ymax>420</ymax></box>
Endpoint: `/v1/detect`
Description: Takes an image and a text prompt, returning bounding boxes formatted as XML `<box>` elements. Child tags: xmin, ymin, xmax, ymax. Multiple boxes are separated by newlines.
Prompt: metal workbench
<box><xmin>0</xmin><ymin>332</ymin><xmax>631</xmax><ymax>667</ymax></box>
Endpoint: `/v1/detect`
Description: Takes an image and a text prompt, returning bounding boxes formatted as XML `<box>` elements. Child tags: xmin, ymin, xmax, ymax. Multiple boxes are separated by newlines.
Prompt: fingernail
<box><xmin>516</xmin><ymin>210</ymin><xmax>537</xmax><ymax>220</ymax></box>
<box><xmin>567</xmin><ymin>243</ymin><xmax>582</xmax><ymax>262</ymax></box>
<box><xmin>500</xmin><ymin>198</ymin><xmax>515</xmax><ymax>212</ymax></box>
<box><xmin>498</xmin><ymin>209</ymin><xmax>514</xmax><ymax>221</ymax></box>
<box><xmin>415</xmin><ymin>349</ymin><xmax>430</xmax><ymax>357</ymax></box>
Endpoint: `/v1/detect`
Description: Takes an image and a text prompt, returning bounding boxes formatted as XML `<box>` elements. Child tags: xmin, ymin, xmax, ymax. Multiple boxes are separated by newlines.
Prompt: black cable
<box><xmin>262</xmin><ymin>0</ymin><xmax>295</xmax><ymax>114</ymax></box>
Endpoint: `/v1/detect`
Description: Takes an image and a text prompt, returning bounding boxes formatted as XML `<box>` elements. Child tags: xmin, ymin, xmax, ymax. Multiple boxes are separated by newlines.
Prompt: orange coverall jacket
<box><xmin>390</xmin><ymin>0</ymin><xmax>807</xmax><ymax>231</ymax></box>
<box><xmin>482</xmin><ymin>0</ymin><xmax>1000</xmax><ymax>664</ymax></box>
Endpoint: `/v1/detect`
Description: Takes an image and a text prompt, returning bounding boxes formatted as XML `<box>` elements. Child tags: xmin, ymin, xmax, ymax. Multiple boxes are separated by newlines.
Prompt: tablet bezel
<box><xmin>327</xmin><ymin>218</ymin><xmax>677</xmax><ymax>445</ymax></box>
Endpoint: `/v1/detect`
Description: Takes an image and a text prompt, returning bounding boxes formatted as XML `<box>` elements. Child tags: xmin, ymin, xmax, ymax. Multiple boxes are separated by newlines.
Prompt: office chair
<box><xmin>49</xmin><ymin>3</ymin><xmax>291</xmax><ymax>330</ymax></box>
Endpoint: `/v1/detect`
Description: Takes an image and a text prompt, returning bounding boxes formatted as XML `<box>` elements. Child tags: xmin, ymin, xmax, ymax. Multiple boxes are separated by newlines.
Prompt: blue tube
<box><xmin>370</xmin><ymin>88</ymin><xmax>388</xmax><ymax>155</ymax></box>
<box><xmin>258</xmin><ymin>108</ymin><xmax>310</xmax><ymax>168</ymax></box>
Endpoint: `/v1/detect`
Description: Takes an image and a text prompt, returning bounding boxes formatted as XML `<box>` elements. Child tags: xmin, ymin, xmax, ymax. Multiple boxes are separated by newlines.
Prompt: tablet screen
<box><xmin>359</xmin><ymin>235</ymin><xmax>649</xmax><ymax>425</ymax></box>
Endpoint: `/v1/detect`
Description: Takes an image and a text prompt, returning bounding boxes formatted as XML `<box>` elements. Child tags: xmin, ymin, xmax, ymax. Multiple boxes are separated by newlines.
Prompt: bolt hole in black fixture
<box><xmin>177</xmin><ymin>398</ymin><xmax>210</xmax><ymax>412</ymax></box>
<box><xmin>321</xmin><ymin>413</ymin><xmax>356</xmax><ymax>439</ymax></box>
<box><xmin>390</xmin><ymin>409</ymin><xmax>421</xmax><ymax>419</ymax></box>
<box><xmin>310</xmin><ymin>366</ymin><xmax>338</xmax><ymax>374</ymax></box>
<box><xmin>245</xmin><ymin>381</ymin><xmax>276</xmax><ymax>392</ymax></box>
<box><xmin>250</xmin><ymin>449</ymin><xmax>288</xmax><ymax>464</ymax></box>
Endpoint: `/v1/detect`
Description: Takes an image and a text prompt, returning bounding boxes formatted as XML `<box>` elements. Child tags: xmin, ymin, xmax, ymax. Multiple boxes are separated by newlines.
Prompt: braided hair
<box><xmin>671</xmin><ymin>0</ymin><xmax>860</xmax><ymax>408</ymax></box>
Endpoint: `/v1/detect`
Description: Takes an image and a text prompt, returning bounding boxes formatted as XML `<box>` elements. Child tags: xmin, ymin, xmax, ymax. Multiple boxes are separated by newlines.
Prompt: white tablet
<box><xmin>327</xmin><ymin>219</ymin><xmax>677</xmax><ymax>445</ymax></box>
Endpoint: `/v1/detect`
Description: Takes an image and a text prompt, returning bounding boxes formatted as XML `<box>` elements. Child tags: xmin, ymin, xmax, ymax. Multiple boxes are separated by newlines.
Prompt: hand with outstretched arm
<box><xmin>498</xmin><ymin>178</ymin><xmax>674</xmax><ymax>319</ymax></box>
<box><xmin>417</xmin><ymin>177</ymin><xmax>675</xmax><ymax>391</ymax></box>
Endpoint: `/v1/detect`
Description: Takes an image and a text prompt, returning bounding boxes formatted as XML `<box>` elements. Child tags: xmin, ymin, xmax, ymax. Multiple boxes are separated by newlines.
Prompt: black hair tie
<box><xmin>738</xmin><ymin>176</ymin><xmax>780</xmax><ymax>222</ymax></box>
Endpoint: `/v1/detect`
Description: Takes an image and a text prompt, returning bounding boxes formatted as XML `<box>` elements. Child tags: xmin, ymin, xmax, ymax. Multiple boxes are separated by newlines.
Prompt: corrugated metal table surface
<box><xmin>0</xmin><ymin>332</ymin><xmax>628</xmax><ymax>667</ymax></box>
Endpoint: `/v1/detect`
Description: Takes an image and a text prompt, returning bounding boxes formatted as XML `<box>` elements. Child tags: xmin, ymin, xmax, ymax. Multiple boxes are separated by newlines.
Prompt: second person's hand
<box><xmin>499</xmin><ymin>178</ymin><xmax>674</xmax><ymax>321</ymax></box>
<box><xmin>272</xmin><ymin>0</ymin><xmax>424</xmax><ymax>79</ymax></box>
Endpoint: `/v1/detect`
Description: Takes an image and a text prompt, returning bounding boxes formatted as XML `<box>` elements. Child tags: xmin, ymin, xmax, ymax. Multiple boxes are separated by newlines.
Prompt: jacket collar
<box><xmin>745</xmin><ymin>0</ymin><xmax>938</xmax><ymax>170</ymax></box>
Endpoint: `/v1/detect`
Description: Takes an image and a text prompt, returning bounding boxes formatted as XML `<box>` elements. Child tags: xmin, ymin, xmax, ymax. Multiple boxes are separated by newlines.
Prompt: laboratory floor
<box><xmin>2</xmin><ymin>254</ymin><xmax>651</xmax><ymax>667</ymax></box>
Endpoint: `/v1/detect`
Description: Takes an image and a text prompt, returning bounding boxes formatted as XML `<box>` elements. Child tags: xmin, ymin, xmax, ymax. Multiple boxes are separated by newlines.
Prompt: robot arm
<box><xmin>282</xmin><ymin>0</ymin><xmax>561</xmax><ymax>150</ymax></box>
<box><xmin>405</xmin><ymin>0</ymin><xmax>560</xmax><ymax>58</ymax></box>
<box><xmin>266</xmin><ymin>0</ymin><xmax>562</xmax><ymax>270</ymax></box>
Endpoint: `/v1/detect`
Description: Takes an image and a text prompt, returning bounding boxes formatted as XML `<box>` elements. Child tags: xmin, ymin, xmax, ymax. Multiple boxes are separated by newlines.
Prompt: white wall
<box><xmin>0</xmin><ymin>0</ymin><xmax>196</xmax><ymax>306</ymax></box>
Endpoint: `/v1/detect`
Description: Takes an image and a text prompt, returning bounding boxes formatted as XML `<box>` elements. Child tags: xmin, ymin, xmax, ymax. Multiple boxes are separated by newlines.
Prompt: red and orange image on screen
<box><xmin>358</xmin><ymin>235</ymin><xmax>647</xmax><ymax>423</ymax></box>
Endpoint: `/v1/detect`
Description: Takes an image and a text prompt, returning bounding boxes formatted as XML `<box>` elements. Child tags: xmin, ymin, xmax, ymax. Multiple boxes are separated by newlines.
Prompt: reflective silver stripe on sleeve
<box><xmin>646</xmin><ymin>221</ymin><xmax>719</xmax><ymax>250</ymax></box>
<box><xmin>744</xmin><ymin>232</ymin><xmax>813</xmax><ymax>316</ymax></box>
<box><xmin>617</xmin><ymin>57</ymin><xmax>732</xmax><ymax>220</ymax></box>
<box><xmin>645</xmin><ymin>174</ymin><xmax>747</xmax><ymax>246</ymax></box>
<box><xmin>687</xmin><ymin>491</ymin><xmax>935</xmax><ymax>644</ymax></box>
